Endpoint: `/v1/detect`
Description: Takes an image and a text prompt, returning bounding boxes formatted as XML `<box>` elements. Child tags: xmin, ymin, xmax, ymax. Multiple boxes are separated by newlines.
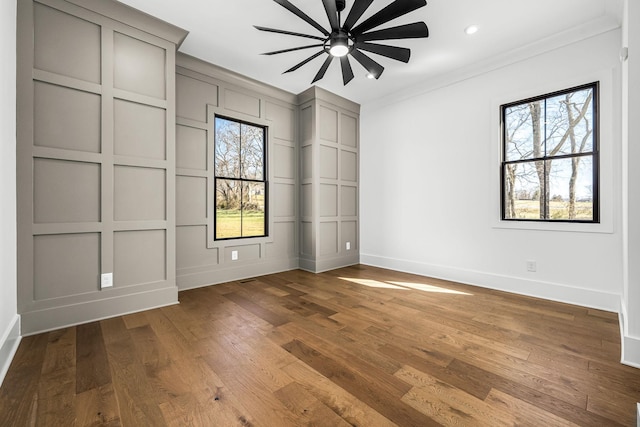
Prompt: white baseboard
<box><xmin>622</xmin><ymin>333</ymin><xmax>640</xmax><ymax>369</ymax></box>
<box><xmin>620</xmin><ymin>310</ymin><xmax>640</xmax><ymax>412</ymax></box>
<box><xmin>0</xmin><ymin>315</ymin><xmax>21</xmax><ymax>387</ymax></box>
<box><xmin>361</xmin><ymin>254</ymin><xmax>620</xmax><ymax>312</ymax></box>
<box><xmin>616</xmin><ymin>298</ymin><xmax>640</xmax><ymax>368</ymax></box>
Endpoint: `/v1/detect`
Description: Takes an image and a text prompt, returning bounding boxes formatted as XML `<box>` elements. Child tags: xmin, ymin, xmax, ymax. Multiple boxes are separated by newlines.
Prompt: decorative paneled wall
<box><xmin>298</xmin><ymin>87</ymin><xmax>360</xmax><ymax>273</ymax></box>
<box><xmin>175</xmin><ymin>54</ymin><xmax>299</xmax><ymax>289</ymax></box>
<box><xmin>17</xmin><ymin>0</ymin><xmax>187</xmax><ymax>334</ymax></box>
<box><xmin>16</xmin><ymin>0</ymin><xmax>360</xmax><ymax>333</ymax></box>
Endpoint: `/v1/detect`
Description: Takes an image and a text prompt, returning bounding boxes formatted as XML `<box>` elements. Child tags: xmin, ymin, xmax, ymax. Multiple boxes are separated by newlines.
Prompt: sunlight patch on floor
<box><xmin>388</xmin><ymin>281</ymin><xmax>472</xmax><ymax>295</ymax></box>
<box><xmin>340</xmin><ymin>277</ymin><xmax>472</xmax><ymax>295</ymax></box>
<box><xmin>339</xmin><ymin>277</ymin><xmax>405</xmax><ymax>289</ymax></box>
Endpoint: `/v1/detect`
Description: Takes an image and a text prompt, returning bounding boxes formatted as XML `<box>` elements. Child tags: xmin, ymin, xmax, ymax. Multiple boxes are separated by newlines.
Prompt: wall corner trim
<box><xmin>0</xmin><ymin>315</ymin><xmax>21</xmax><ymax>388</ymax></box>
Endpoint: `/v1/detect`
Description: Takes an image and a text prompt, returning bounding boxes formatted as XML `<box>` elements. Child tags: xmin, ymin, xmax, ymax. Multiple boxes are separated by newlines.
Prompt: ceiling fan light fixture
<box><xmin>329</xmin><ymin>32</ymin><xmax>349</xmax><ymax>57</ymax></box>
<box><xmin>329</xmin><ymin>43</ymin><xmax>349</xmax><ymax>57</ymax></box>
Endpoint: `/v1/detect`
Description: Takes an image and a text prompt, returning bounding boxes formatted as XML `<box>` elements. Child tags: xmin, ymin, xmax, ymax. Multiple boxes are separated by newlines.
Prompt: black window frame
<box><xmin>500</xmin><ymin>82</ymin><xmax>600</xmax><ymax>223</ymax></box>
<box><xmin>213</xmin><ymin>114</ymin><xmax>269</xmax><ymax>241</ymax></box>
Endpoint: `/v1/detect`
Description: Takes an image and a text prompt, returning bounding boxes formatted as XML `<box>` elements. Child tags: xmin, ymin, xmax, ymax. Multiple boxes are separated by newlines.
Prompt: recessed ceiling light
<box><xmin>366</xmin><ymin>73</ymin><xmax>375</xmax><ymax>79</ymax></box>
<box><xmin>464</xmin><ymin>25</ymin><xmax>479</xmax><ymax>35</ymax></box>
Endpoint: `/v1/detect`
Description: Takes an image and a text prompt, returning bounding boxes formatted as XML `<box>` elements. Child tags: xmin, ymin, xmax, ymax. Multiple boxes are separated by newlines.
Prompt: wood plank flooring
<box><xmin>1</xmin><ymin>265</ymin><xmax>639</xmax><ymax>426</ymax></box>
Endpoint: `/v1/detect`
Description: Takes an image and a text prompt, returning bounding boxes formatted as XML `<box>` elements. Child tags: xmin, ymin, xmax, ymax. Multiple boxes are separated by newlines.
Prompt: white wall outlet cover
<box><xmin>231</xmin><ymin>250</ymin><xmax>238</xmax><ymax>261</ymax></box>
<box><xmin>346</xmin><ymin>241</ymin><xmax>351</xmax><ymax>250</ymax></box>
<box><xmin>101</xmin><ymin>272</ymin><xmax>113</xmax><ymax>288</ymax></box>
<box><xmin>526</xmin><ymin>260</ymin><xmax>537</xmax><ymax>272</ymax></box>
<box><xmin>529</xmin><ymin>264</ymin><xmax>536</xmax><ymax>272</ymax></box>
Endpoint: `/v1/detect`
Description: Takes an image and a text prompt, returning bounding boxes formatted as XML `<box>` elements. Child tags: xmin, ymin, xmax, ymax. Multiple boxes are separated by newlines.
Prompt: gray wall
<box><xmin>16</xmin><ymin>0</ymin><xmax>187</xmax><ymax>334</ymax></box>
<box><xmin>175</xmin><ymin>54</ymin><xmax>301</xmax><ymax>289</ymax></box>
<box><xmin>299</xmin><ymin>87</ymin><xmax>360</xmax><ymax>273</ymax></box>
<box><xmin>0</xmin><ymin>0</ymin><xmax>18</xmax><ymax>386</ymax></box>
<box><xmin>173</xmin><ymin>56</ymin><xmax>361</xmax><ymax>288</ymax></box>
<box><xmin>14</xmin><ymin>0</ymin><xmax>361</xmax><ymax>336</ymax></box>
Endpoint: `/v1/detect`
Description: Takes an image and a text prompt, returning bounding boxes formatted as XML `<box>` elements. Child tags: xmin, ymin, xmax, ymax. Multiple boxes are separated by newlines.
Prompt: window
<box><xmin>501</xmin><ymin>82</ymin><xmax>599</xmax><ymax>222</ymax></box>
<box><xmin>214</xmin><ymin>116</ymin><xmax>267</xmax><ymax>240</ymax></box>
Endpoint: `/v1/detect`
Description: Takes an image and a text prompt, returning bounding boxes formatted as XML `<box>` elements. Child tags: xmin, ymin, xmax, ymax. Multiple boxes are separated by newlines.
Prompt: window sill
<box><xmin>207</xmin><ymin>234</ymin><xmax>274</xmax><ymax>250</ymax></box>
<box><xmin>492</xmin><ymin>219</ymin><xmax>613</xmax><ymax>234</ymax></box>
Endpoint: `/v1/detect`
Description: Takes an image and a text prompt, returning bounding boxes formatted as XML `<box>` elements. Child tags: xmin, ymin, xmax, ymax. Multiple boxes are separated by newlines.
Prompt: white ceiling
<box><xmin>117</xmin><ymin>0</ymin><xmax>623</xmax><ymax>105</ymax></box>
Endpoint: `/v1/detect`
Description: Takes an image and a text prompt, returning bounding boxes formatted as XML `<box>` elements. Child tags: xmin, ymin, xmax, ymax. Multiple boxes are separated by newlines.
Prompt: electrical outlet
<box><xmin>526</xmin><ymin>260</ymin><xmax>537</xmax><ymax>272</ymax></box>
<box><xmin>101</xmin><ymin>272</ymin><xmax>113</xmax><ymax>289</ymax></box>
<box><xmin>346</xmin><ymin>241</ymin><xmax>351</xmax><ymax>250</ymax></box>
<box><xmin>231</xmin><ymin>250</ymin><xmax>238</xmax><ymax>261</ymax></box>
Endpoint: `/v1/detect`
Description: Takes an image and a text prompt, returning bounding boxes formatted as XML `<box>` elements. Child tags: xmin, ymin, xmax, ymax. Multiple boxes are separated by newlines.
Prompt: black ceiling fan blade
<box><xmin>340</xmin><ymin>56</ymin><xmax>355</xmax><ymax>85</ymax></box>
<box><xmin>343</xmin><ymin>0</ymin><xmax>374</xmax><ymax>31</ymax></box>
<box><xmin>262</xmin><ymin>44</ymin><xmax>325</xmax><ymax>55</ymax></box>
<box><xmin>350</xmin><ymin>48</ymin><xmax>384</xmax><ymax>79</ymax></box>
<box><xmin>351</xmin><ymin>0</ymin><xmax>427</xmax><ymax>36</ymax></box>
<box><xmin>354</xmin><ymin>41</ymin><xmax>411</xmax><ymax>62</ymax></box>
<box><xmin>273</xmin><ymin>0</ymin><xmax>329</xmax><ymax>36</ymax></box>
<box><xmin>284</xmin><ymin>50</ymin><xmax>326</xmax><ymax>73</ymax></box>
<box><xmin>322</xmin><ymin>0</ymin><xmax>340</xmax><ymax>31</ymax></box>
<box><xmin>312</xmin><ymin>55</ymin><xmax>334</xmax><ymax>83</ymax></box>
<box><xmin>356</xmin><ymin>22</ymin><xmax>429</xmax><ymax>42</ymax></box>
<box><xmin>254</xmin><ymin>26</ymin><xmax>326</xmax><ymax>41</ymax></box>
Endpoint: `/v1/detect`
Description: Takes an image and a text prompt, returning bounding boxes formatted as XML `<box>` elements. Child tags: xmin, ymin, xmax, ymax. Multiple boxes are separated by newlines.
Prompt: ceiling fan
<box><xmin>255</xmin><ymin>0</ymin><xmax>429</xmax><ymax>85</ymax></box>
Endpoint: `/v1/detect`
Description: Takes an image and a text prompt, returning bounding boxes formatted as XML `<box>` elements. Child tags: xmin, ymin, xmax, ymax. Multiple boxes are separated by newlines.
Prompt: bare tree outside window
<box><xmin>214</xmin><ymin>116</ymin><xmax>267</xmax><ymax>239</ymax></box>
<box><xmin>502</xmin><ymin>83</ymin><xmax>599</xmax><ymax>222</ymax></box>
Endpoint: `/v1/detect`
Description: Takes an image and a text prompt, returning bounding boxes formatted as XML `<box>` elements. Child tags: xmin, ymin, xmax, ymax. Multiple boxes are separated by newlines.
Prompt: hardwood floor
<box><xmin>1</xmin><ymin>265</ymin><xmax>638</xmax><ymax>426</ymax></box>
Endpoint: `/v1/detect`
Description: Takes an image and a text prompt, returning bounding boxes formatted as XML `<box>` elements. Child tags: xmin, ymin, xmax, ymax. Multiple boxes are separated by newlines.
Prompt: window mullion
<box><xmin>542</xmin><ymin>98</ymin><xmax>547</xmax><ymax>220</ymax></box>
<box><xmin>543</xmin><ymin>160</ymin><xmax>548</xmax><ymax>220</ymax></box>
<box><xmin>240</xmin><ymin>182</ymin><xmax>244</xmax><ymax>238</ymax></box>
<box><xmin>239</xmin><ymin>123</ymin><xmax>243</xmax><ymax>237</ymax></box>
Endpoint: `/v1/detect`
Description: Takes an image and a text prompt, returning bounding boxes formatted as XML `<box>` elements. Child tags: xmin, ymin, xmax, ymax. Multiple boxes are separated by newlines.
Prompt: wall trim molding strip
<box><xmin>0</xmin><ymin>315</ymin><xmax>21</xmax><ymax>388</ymax></box>
<box><xmin>20</xmin><ymin>287</ymin><xmax>177</xmax><ymax>336</ymax></box>
<box><xmin>361</xmin><ymin>254</ymin><xmax>620</xmax><ymax>312</ymax></box>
